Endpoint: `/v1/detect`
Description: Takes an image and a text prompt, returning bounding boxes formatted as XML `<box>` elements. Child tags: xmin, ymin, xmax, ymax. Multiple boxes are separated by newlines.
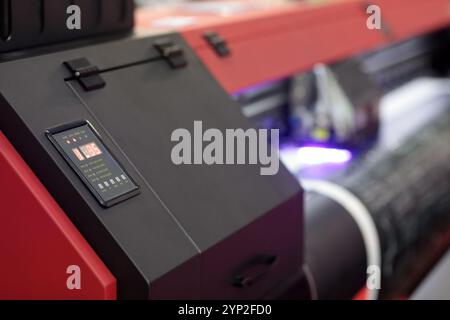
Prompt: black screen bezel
<box><xmin>46</xmin><ymin>120</ymin><xmax>140</xmax><ymax>208</ymax></box>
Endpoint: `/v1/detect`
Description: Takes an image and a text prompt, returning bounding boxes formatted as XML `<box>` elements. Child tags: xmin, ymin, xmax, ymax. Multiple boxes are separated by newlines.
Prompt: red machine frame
<box><xmin>0</xmin><ymin>132</ymin><xmax>116</xmax><ymax>299</ymax></box>
<box><xmin>137</xmin><ymin>0</ymin><xmax>450</xmax><ymax>93</ymax></box>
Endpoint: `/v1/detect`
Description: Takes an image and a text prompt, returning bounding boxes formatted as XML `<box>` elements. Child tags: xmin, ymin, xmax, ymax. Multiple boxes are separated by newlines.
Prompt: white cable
<box><xmin>302</xmin><ymin>263</ymin><xmax>319</xmax><ymax>300</ymax></box>
<box><xmin>301</xmin><ymin>179</ymin><xmax>382</xmax><ymax>300</ymax></box>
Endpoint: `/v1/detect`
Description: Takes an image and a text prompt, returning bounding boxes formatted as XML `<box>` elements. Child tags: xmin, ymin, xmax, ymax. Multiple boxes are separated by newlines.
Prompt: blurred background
<box><xmin>134</xmin><ymin>0</ymin><xmax>450</xmax><ymax>300</ymax></box>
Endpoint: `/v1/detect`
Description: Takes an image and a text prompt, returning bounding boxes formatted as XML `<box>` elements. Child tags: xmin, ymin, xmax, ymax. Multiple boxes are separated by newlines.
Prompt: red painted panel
<box><xmin>0</xmin><ymin>132</ymin><xmax>116</xmax><ymax>300</ymax></box>
<box><xmin>137</xmin><ymin>0</ymin><xmax>450</xmax><ymax>93</ymax></box>
<box><xmin>177</xmin><ymin>0</ymin><xmax>450</xmax><ymax>93</ymax></box>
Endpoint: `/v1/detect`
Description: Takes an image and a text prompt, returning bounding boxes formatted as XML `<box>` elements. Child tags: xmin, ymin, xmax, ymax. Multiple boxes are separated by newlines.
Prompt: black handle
<box><xmin>232</xmin><ymin>255</ymin><xmax>279</xmax><ymax>288</ymax></box>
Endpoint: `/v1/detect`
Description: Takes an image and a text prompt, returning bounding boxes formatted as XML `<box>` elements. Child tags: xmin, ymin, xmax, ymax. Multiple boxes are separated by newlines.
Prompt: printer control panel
<box><xmin>47</xmin><ymin>121</ymin><xmax>139</xmax><ymax>207</ymax></box>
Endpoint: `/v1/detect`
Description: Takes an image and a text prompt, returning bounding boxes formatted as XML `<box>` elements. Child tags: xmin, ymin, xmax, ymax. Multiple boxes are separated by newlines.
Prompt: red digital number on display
<box><xmin>79</xmin><ymin>142</ymin><xmax>103</xmax><ymax>159</ymax></box>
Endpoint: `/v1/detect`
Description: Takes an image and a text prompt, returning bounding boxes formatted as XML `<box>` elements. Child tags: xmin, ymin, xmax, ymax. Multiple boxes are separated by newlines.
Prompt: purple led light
<box><xmin>296</xmin><ymin>146</ymin><xmax>352</xmax><ymax>164</ymax></box>
<box><xmin>231</xmin><ymin>79</ymin><xmax>285</xmax><ymax>97</ymax></box>
<box><xmin>280</xmin><ymin>145</ymin><xmax>352</xmax><ymax>172</ymax></box>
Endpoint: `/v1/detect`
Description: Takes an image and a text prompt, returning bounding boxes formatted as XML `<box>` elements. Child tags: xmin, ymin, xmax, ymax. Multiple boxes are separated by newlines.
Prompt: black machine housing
<box><xmin>0</xmin><ymin>0</ymin><xmax>134</xmax><ymax>57</ymax></box>
<box><xmin>0</xmin><ymin>32</ymin><xmax>303</xmax><ymax>299</ymax></box>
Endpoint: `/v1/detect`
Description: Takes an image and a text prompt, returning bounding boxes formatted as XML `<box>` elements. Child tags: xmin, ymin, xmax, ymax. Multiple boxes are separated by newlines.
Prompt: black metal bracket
<box><xmin>204</xmin><ymin>31</ymin><xmax>230</xmax><ymax>57</ymax></box>
<box><xmin>154</xmin><ymin>38</ymin><xmax>188</xmax><ymax>69</ymax></box>
<box><xmin>64</xmin><ymin>58</ymin><xmax>106</xmax><ymax>91</ymax></box>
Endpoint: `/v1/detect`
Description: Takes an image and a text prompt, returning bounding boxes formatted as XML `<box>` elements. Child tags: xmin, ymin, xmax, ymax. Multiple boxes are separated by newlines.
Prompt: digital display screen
<box><xmin>47</xmin><ymin>121</ymin><xmax>139</xmax><ymax>207</ymax></box>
